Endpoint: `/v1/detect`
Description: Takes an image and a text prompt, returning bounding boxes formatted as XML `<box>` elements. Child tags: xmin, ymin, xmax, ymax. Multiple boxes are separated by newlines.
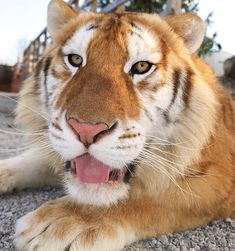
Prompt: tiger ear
<box><xmin>164</xmin><ymin>13</ymin><xmax>205</xmax><ymax>53</ymax></box>
<box><xmin>47</xmin><ymin>0</ymin><xmax>78</xmax><ymax>38</ymax></box>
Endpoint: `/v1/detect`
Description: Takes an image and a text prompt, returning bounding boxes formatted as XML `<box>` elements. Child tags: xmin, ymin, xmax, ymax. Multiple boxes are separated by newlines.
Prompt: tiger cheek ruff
<box><xmin>0</xmin><ymin>0</ymin><xmax>234</xmax><ymax>250</ymax></box>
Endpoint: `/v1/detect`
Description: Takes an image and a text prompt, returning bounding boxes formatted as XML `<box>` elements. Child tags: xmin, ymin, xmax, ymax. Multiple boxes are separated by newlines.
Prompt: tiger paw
<box><xmin>0</xmin><ymin>160</ymin><xmax>17</xmax><ymax>193</ymax></box>
<box><xmin>15</xmin><ymin>197</ymin><xmax>135</xmax><ymax>251</ymax></box>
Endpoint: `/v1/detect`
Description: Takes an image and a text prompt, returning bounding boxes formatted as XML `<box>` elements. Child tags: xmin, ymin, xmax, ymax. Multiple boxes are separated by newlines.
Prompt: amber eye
<box><xmin>67</xmin><ymin>54</ymin><xmax>83</xmax><ymax>67</ymax></box>
<box><xmin>131</xmin><ymin>61</ymin><xmax>153</xmax><ymax>75</ymax></box>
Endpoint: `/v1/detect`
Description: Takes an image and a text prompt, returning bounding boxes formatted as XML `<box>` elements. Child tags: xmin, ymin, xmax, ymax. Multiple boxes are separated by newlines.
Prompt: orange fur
<box><xmin>13</xmin><ymin>1</ymin><xmax>235</xmax><ymax>250</ymax></box>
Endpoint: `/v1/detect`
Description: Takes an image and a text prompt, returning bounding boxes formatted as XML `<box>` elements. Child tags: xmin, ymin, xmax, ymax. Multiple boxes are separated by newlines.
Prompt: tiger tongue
<box><xmin>73</xmin><ymin>154</ymin><xmax>111</xmax><ymax>184</ymax></box>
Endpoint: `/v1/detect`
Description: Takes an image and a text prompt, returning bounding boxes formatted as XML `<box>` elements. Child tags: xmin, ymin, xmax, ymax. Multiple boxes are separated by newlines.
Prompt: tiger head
<box><xmin>33</xmin><ymin>0</ymin><xmax>218</xmax><ymax>206</ymax></box>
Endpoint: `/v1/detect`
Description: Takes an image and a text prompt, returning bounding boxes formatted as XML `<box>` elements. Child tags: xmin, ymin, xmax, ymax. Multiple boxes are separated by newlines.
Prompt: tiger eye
<box><xmin>67</xmin><ymin>54</ymin><xmax>83</xmax><ymax>67</ymax></box>
<box><xmin>131</xmin><ymin>61</ymin><xmax>152</xmax><ymax>75</ymax></box>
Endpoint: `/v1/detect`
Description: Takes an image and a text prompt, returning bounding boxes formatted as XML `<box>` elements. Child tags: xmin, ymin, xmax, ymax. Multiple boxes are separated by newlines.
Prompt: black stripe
<box><xmin>162</xmin><ymin>69</ymin><xmax>181</xmax><ymax>124</ymax></box>
<box><xmin>65</xmin><ymin>161</ymin><xmax>71</xmax><ymax>171</ymax></box>
<box><xmin>64</xmin><ymin>243</ymin><xmax>72</xmax><ymax>251</ymax></box>
<box><xmin>182</xmin><ymin>70</ymin><xmax>193</xmax><ymax>107</ymax></box>
<box><xmin>43</xmin><ymin>57</ymin><xmax>52</xmax><ymax>106</ymax></box>
<box><xmin>129</xmin><ymin>21</ymin><xmax>141</xmax><ymax>31</ymax></box>
<box><xmin>170</xmin><ymin>69</ymin><xmax>181</xmax><ymax>107</ymax></box>
<box><xmin>26</xmin><ymin>224</ymin><xmax>51</xmax><ymax>245</ymax></box>
<box><xmin>162</xmin><ymin>69</ymin><xmax>194</xmax><ymax>123</ymax></box>
<box><xmin>144</xmin><ymin>107</ymin><xmax>154</xmax><ymax>122</ymax></box>
<box><xmin>86</xmin><ymin>23</ymin><xmax>99</xmax><ymax>31</ymax></box>
<box><xmin>163</xmin><ymin>111</ymin><xmax>171</xmax><ymax>123</ymax></box>
<box><xmin>124</xmin><ymin>163</ymin><xmax>136</xmax><ymax>183</ymax></box>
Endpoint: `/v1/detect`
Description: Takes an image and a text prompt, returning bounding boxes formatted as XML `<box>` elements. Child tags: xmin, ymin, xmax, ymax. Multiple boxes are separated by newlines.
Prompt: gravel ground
<box><xmin>0</xmin><ymin>94</ymin><xmax>234</xmax><ymax>251</ymax></box>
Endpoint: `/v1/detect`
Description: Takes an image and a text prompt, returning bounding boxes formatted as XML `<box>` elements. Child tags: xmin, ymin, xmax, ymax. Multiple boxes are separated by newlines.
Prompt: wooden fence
<box><xmin>20</xmin><ymin>0</ymin><xmax>128</xmax><ymax>80</ymax></box>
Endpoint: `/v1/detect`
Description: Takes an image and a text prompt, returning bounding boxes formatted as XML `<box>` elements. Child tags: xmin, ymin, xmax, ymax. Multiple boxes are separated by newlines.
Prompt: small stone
<box><xmin>159</xmin><ymin>235</ymin><xmax>168</xmax><ymax>245</ymax></box>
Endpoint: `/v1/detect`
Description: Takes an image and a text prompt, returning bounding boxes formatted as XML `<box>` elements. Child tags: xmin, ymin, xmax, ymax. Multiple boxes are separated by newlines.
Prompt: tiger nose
<box><xmin>68</xmin><ymin>118</ymin><xmax>115</xmax><ymax>147</ymax></box>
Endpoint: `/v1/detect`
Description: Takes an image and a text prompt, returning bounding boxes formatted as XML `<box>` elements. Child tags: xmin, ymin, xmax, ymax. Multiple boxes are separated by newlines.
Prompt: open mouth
<box><xmin>66</xmin><ymin>153</ymin><xmax>135</xmax><ymax>184</ymax></box>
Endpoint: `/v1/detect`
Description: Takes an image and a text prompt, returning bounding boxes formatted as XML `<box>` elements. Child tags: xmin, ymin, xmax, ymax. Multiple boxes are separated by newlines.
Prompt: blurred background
<box><xmin>0</xmin><ymin>0</ymin><xmax>234</xmax><ymax>95</ymax></box>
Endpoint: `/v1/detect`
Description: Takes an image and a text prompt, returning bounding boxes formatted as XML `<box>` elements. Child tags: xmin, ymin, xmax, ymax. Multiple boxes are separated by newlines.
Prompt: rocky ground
<box><xmin>0</xmin><ymin>83</ymin><xmax>235</xmax><ymax>250</ymax></box>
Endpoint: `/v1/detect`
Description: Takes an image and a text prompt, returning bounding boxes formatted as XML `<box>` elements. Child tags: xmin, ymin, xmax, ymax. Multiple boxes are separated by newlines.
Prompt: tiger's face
<box><xmin>36</xmin><ymin>0</ymin><xmax>211</xmax><ymax>206</ymax></box>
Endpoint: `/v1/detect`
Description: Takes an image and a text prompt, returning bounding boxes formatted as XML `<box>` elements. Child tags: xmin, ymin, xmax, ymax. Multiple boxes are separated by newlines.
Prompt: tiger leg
<box><xmin>14</xmin><ymin>195</ymin><xmax>211</xmax><ymax>251</ymax></box>
<box><xmin>0</xmin><ymin>147</ymin><xmax>61</xmax><ymax>194</ymax></box>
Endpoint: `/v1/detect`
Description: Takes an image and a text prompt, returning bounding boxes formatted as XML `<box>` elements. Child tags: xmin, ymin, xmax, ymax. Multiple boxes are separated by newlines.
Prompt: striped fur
<box><xmin>0</xmin><ymin>1</ymin><xmax>234</xmax><ymax>250</ymax></box>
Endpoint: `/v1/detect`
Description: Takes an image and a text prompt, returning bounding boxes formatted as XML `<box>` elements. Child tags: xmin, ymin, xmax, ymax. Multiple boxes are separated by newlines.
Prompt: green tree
<box><xmin>126</xmin><ymin>0</ymin><xmax>167</xmax><ymax>13</ymax></box>
<box><xmin>198</xmin><ymin>12</ymin><xmax>221</xmax><ymax>57</ymax></box>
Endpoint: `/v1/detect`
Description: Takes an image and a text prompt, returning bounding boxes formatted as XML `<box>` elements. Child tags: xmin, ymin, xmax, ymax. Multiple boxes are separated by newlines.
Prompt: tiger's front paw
<box><xmin>0</xmin><ymin>160</ymin><xmax>18</xmax><ymax>193</ymax></box>
<box><xmin>15</xmin><ymin>197</ymin><xmax>135</xmax><ymax>251</ymax></box>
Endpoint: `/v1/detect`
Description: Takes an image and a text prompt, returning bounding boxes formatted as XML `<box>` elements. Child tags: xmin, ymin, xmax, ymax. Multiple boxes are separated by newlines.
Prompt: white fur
<box><xmin>124</xmin><ymin>24</ymin><xmax>162</xmax><ymax>84</ymax></box>
<box><xmin>42</xmin><ymin>22</ymin><xmax>149</xmax><ymax>207</ymax></box>
<box><xmin>49</xmin><ymin>111</ymin><xmax>86</xmax><ymax>161</ymax></box>
<box><xmin>63</xmin><ymin>24</ymin><xmax>97</xmax><ymax>74</ymax></box>
<box><xmin>65</xmin><ymin>172</ymin><xmax>129</xmax><ymax>207</ymax></box>
<box><xmin>0</xmin><ymin>147</ymin><xmax>59</xmax><ymax>193</ymax></box>
<box><xmin>89</xmin><ymin>121</ymin><xmax>145</xmax><ymax>168</ymax></box>
<box><xmin>50</xmin><ymin>114</ymin><xmax>145</xmax><ymax>206</ymax></box>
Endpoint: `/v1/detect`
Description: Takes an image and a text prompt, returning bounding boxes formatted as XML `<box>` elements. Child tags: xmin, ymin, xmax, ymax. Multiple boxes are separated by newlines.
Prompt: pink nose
<box><xmin>68</xmin><ymin>118</ymin><xmax>109</xmax><ymax>147</ymax></box>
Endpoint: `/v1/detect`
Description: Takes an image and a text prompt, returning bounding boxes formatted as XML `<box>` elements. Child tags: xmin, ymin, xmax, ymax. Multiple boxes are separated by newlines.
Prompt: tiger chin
<box><xmin>0</xmin><ymin>0</ymin><xmax>234</xmax><ymax>250</ymax></box>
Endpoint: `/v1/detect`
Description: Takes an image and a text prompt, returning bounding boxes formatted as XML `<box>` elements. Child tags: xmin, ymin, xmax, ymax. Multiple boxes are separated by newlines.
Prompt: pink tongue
<box><xmin>74</xmin><ymin>154</ymin><xmax>111</xmax><ymax>184</ymax></box>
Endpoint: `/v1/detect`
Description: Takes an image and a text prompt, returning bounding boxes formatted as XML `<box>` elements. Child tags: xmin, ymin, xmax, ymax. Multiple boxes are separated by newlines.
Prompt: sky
<box><xmin>0</xmin><ymin>0</ymin><xmax>234</xmax><ymax>65</ymax></box>
<box><xmin>0</xmin><ymin>0</ymin><xmax>51</xmax><ymax>65</ymax></box>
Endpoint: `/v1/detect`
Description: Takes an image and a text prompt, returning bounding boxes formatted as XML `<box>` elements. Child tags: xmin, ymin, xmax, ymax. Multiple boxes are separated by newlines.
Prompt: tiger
<box><xmin>0</xmin><ymin>0</ymin><xmax>234</xmax><ymax>250</ymax></box>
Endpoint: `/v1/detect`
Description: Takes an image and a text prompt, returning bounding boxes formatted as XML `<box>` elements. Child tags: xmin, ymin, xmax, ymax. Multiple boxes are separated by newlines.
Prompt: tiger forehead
<box><xmin>61</xmin><ymin>15</ymin><xmax>151</xmax><ymax>65</ymax></box>
<box><xmin>83</xmin><ymin>13</ymin><xmax>144</xmax><ymax>32</ymax></box>
<box><xmin>62</xmin><ymin>13</ymin><xmax>148</xmax><ymax>46</ymax></box>
<box><xmin>54</xmin><ymin>11</ymin><xmax>160</xmax><ymax>50</ymax></box>
<box><xmin>61</xmin><ymin>14</ymin><xmax>156</xmax><ymax>64</ymax></box>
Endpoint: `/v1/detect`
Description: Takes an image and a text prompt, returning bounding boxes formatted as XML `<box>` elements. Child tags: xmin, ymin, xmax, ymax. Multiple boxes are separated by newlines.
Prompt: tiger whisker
<box><xmin>142</xmin><ymin>148</ymin><xmax>185</xmax><ymax>168</ymax></box>
<box><xmin>144</xmin><ymin>144</ymin><xmax>184</xmax><ymax>158</ymax></box>
<box><xmin>139</xmin><ymin>152</ymin><xmax>186</xmax><ymax>177</ymax></box>
<box><xmin>137</xmin><ymin>156</ymin><xmax>198</xmax><ymax>198</ymax></box>
<box><xmin>0</xmin><ymin>114</ymin><xmax>47</xmax><ymax>134</ymax></box>
<box><xmin>145</xmin><ymin>134</ymin><xmax>196</xmax><ymax>147</ymax></box>
<box><xmin>139</xmin><ymin>148</ymin><xmax>219</xmax><ymax>178</ymax></box>
<box><xmin>0</xmin><ymin>128</ymin><xmax>47</xmax><ymax>136</ymax></box>
<box><xmin>0</xmin><ymin>93</ymin><xmax>50</xmax><ymax>122</ymax></box>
